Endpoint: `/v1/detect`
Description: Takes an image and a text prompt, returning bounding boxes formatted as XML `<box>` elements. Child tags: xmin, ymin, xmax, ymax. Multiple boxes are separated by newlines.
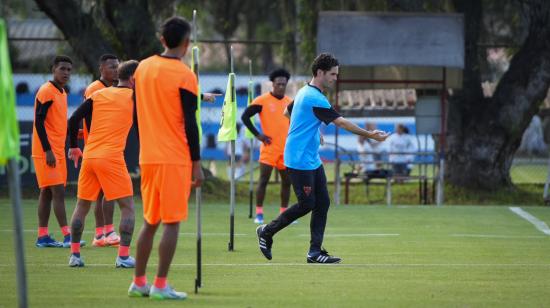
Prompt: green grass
<box><xmin>1</xmin><ymin>198</ymin><xmax>550</xmax><ymax>307</ymax></box>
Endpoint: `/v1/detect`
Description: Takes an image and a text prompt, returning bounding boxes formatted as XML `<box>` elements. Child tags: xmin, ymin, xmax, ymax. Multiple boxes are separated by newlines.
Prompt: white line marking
<box><xmin>0</xmin><ymin>230</ymin><xmax>247</xmax><ymax>236</ymax></box>
<box><xmin>509</xmin><ymin>207</ymin><xmax>550</xmax><ymax>235</ymax></box>
<box><xmin>451</xmin><ymin>233</ymin><xmax>546</xmax><ymax>239</ymax></box>
<box><xmin>299</xmin><ymin>234</ymin><xmax>400</xmax><ymax>237</ymax></box>
<box><xmin>1</xmin><ymin>263</ymin><xmax>550</xmax><ymax>268</ymax></box>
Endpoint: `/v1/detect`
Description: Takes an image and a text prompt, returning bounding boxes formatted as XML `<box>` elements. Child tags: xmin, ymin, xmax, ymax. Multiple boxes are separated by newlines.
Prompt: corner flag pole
<box><xmin>191</xmin><ymin>9</ymin><xmax>202</xmax><ymax>294</ymax></box>
<box><xmin>229</xmin><ymin>45</ymin><xmax>236</xmax><ymax>251</ymax></box>
<box><xmin>247</xmin><ymin>59</ymin><xmax>254</xmax><ymax>219</ymax></box>
<box><xmin>1</xmin><ymin>18</ymin><xmax>27</xmax><ymax>308</ymax></box>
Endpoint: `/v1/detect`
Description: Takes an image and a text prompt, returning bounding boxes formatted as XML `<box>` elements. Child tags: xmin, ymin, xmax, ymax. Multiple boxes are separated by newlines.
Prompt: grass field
<box><xmin>1</xmin><ymin>198</ymin><xmax>550</xmax><ymax>307</ymax></box>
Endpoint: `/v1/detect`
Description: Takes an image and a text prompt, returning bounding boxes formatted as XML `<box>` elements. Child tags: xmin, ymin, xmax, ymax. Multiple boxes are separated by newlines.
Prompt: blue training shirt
<box><xmin>284</xmin><ymin>84</ymin><xmax>341</xmax><ymax>170</ymax></box>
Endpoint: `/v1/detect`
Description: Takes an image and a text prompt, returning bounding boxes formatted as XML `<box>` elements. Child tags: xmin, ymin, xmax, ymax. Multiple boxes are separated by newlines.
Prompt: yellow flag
<box><xmin>0</xmin><ymin>19</ymin><xmax>20</xmax><ymax>165</ymax></box>
<box><xmin>217</xmin><ymin>73</ymin><xmax>237</xmax><ymax>142</ymax></box>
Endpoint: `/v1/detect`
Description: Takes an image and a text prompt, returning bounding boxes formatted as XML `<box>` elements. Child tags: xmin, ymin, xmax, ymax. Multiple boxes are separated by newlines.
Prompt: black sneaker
<box><xmin>307</xmin><ymin>248</ymin><xmax>342</xmax><ymax>264</ymax></box>
<box><xmin>256</xmin><ymin>224</ymin><xmax>273</xmax><ymax>260</ymax></box>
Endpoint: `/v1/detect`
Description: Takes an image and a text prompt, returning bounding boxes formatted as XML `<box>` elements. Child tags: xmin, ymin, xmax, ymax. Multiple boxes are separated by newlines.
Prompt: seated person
<box><xmin>388</xmin><ymin>124</ymin><xmax>416</xmax><ymax>177</ymax></box>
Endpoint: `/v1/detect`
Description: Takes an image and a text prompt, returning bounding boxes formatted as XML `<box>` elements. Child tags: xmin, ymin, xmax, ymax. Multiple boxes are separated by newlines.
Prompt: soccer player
<box><xmin>241</xmin><ymin>69</ymin><xmax>292</xmax><ymax>224</ymax></box>
<box><xmin>32</xmin><ymin>55</ymin><xmax>79</xmax><ymax>248</ymax></box>
<box><xmin>256</xmin><ymin>53</ymin><xmax>389</xmax><ymax>264</ymax></box>
<box><xmin>83</xmin><ymin>54</ymin><xmax>121</xmax><ymax>248</ymax></box>
<box><xmin>128</xmin><ymin>16</ymin><xmax>209</xmax><ymax>300</ymax></box>
<box><xmin>66</xmin><ymin>60</ymin><xmax>140</xmax><ymax>268</ymax></box>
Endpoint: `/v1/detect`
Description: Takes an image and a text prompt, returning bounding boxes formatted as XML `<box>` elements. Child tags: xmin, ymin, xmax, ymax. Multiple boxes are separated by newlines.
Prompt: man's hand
<box><xmin>68</xmin><ymin>147</ymin><xmax>83</xmax><ymax>168</ymax></box>
<box><xmin>369</xmin><ymin>130</ymin><xmax>390</xmax><ymax>142</ymax></box>
<box><xmin>45</xmin><ymin>150</ymin><xmax>56</xmax><ymax>168</ymax></box>
<box><xmin>257</xmin><ymin>134</ymin><xmax>272</xmax><ymax>145</ymax></box>
<box><xmin>202</xmin><ymin>93</ymin><xmax>222</xmax><ymax>103</ymax></box>
<box><xmin>191</xmin><ymin>161</ymin><xmax>205</xmax><ymax>188</ymax></box>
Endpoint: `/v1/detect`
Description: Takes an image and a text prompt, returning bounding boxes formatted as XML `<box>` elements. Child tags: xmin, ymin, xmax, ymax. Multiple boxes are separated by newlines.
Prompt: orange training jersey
<box><xmin>31</xmin><ymin>81</ymin><xmax>68</xmax><ymax>158</ymax></box>
<box><xmin>134</xmin><ymin>55</ymin><xmax>198</xmax><ymax>166</ymax></box>
<box><xmin>83</xmin><ymin>87</ymin><xmax>134</xmax><ymax>160</ymax></box>
<box><xmin>84</xmin><ymin>79</ymin><xmax>108</xmax><ymax>99</ymax></box>
<box><xmin>252</xmin><ymin>92</ymin><xmax>292</xmax><ymax>153</ymax></box>
<box><xmin>82</xmin><ymin>80</ymin><xmax>108</xmax><ymax>143</ymax></box>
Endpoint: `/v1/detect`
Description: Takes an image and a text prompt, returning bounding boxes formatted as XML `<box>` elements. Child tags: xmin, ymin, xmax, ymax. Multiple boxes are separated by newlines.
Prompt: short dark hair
<box><xmin>269</xmin><ymin>68</ymin><xmax>291</xmax><ymax>82</ymax></box>
<box><xmin>53</xmin><ymin>55</ymin><xmax>73</xmax><ymax>67</ymax></box>
<box><xmin>311</xmin><ymin>53</ymin><xmax>339</xmax><ymax>76</ymax></box>
<box><xmin>160</xmin><ymin>16</ymin><xmax>191</xmax><ymax>49</ymax></box>
<box><xmin>99</xmin><ymin>54</ymin><xmax>118</xmax><ymax>63</ymax></box>
<box><xmin>117</xmin><ymin>60</ymin><xmax>139</xmax><ymax>80</ymax></box>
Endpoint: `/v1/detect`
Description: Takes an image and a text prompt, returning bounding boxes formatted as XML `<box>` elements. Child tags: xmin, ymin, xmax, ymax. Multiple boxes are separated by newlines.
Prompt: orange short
<box><xmin>140</xmin><ymin>164</ymin><xmax>192</xmax><ymax>224</ymax></box>
<box><xmin>259</xmin><ymin>150</ymin><xmax>286</xmax><ymax>170</ymax></box>
<box><xmin>77</xmin><ymin>157</ymin><xmax>133</xmax><ymax>201</ymax></box>
<box><xmin>33</xmin><ymin>157</ymin><xmax>67</xmax><ymax>188</ymax></box>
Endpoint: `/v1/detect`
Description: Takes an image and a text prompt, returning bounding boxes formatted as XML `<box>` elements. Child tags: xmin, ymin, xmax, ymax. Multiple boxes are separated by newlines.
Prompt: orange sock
<box><xmin>70</xmin><ymin>243</ymin><xmax>80</xmax><ymax>254</ymax></box>
<box><xmin>61</xmin><ymin>226</ymin><xmax>70</xmax><ymax>237</ymax></box>
<box><xmin>104</xmin><ymin>224</ymin><xmax>114</xmax><ymax>235</ymax></box>
<box><xmin>118</xmin><ymin>245</ymin><xmax>129</xmax><ymax>257</ymax></box>
<box><xmin>95</xmin><ymin>227</ymin><xmax>103</xmax><ymax>238</ymax></box>
<box><xmin>280</xmin><ymin>207</ymin><xmax>287</xmax><ymax>213</ymax></box>
<box><xmin>134</xmin><ymin>275</ymin><xmax>147</xmax><ymax>287</ymax></box>
<box><xmin>256</xmin><ymin>206</ymin><xmax>263</xmax><ymax>215</ymax></box>
<box><xmin>38</xmin><ymin>227</ymin><xmax>49</xmax><ymax>238</ymax></box>
<box><xmin>154</xmin><ymin>276</ymin><xmax>167</xmax><ymax>289</ymax></box>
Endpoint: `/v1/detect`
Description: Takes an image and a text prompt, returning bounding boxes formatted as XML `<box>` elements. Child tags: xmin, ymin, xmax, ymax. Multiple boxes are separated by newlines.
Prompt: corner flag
<box><xmin>0</xmin><ymin>19</ymin><xmax>19</xmax><ymax>165</ymax></box>
<box><xmin>217</xmin><ymin>73</ymin><xmax>237</xmax><ymax>142</ymax></box>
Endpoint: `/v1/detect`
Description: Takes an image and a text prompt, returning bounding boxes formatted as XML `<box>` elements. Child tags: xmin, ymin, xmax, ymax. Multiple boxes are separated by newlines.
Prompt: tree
<box><xmin>446</xmin><ymin>0</ymin><xmax>550</xmax><ymax>190</ymax></box>
<box><xmin>34</xmin><ymin>0</ymin><xmax>176</xmax><ymax>76</ymax></box>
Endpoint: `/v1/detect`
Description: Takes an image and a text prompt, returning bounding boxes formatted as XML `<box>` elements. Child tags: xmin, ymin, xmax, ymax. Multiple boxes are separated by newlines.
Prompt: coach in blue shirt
<box><xmin>256</xmin><ymin>53</ymin><xmax>389</xmax><ymax>264</ymax></box>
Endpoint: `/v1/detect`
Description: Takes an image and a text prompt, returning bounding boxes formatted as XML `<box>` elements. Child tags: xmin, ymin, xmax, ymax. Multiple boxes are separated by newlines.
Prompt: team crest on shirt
<box><xmin>303</xmin><ymin>186</ymin><xmax>312</xmax><ymax>196</ymax></box>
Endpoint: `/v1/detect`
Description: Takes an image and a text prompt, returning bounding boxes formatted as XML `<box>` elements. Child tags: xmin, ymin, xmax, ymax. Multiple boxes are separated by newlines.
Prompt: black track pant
<box><xmin>263</xmin><ymin>165</ymin><xmax>330</xmax><ymax>254</ymax></box>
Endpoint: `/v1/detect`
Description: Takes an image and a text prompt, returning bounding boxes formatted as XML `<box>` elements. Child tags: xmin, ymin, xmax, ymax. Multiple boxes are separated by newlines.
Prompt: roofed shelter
<box><xmin>316</xmin><ymin>11</ymin><xmax>465</xmax><ymax>206</ymax></box>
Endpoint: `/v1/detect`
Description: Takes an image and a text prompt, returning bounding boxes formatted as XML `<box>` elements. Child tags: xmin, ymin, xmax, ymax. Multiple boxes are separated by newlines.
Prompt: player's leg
<box><xmin>255</xmin><ymin>163</ymin><xmax>273</xmax><ymax>223</ymax></box>
<box><xmin>306</xmin><ymin>165</ymin><xmax>340</xmax><ymax>264</ymax></box>
<box><xmin>130</xmin><ymin>220</ymin><xmax>158</xmax><ymax>297</ymax></box>
<box><xmin>278</xmin><ymin>168</ymin><xmax>291</xmax><ymax>212</ymax></box>
<box><xmin>257</xmin><ymin>168</ymin><xmax>316</xmax><ymax>260</ymax></box>
<box><xmin>148</xmin><ymin>164</ymin><xmax>190</xmax><ymax>300</ymax></box>
<box><xmin>68</xmin><ymin>199</ymin><xmax>92</xmax><ymax>267</ymax></box>
<box><xmin>93</xmin><ymin>193</ymin><xmax>105</xmax><ymax>246</ymax></box>
<box><xmin>36</xmin><ymin>187</ymin><xmax>60</xmax><ymax>247</ymax></box>
<box><xmin>130</xmin><ymin>164</ymin><xmax>159</xmax><ymax>297</ymax></box>
<box><xmin>50</xmin><ymin>184</ymin><xmax>72</xmax><ymax>246</ymax></box>
<box><xmin>103</xmin><ymin>197</ymin><xmax>120</xmax><ymax>247</ymax></box>
<box><xmin>115</xmin><ymin>196</ymin><xmax>135</xmax><ymax>268</ymax></box>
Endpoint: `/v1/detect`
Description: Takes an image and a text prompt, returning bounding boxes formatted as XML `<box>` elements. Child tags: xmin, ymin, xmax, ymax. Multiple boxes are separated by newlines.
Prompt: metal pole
<box><xmin>8</xmin><ymin>158</ymin><xmax>28</xmax><ymax>308</ymax></box>
<box><xmin>248</xmin><ymin>59</ymin><xmax>254</xmax><ymax>218</ymax></box>
<box><xmin>194</xmin><ymin>187</ymin><xmax>202</xmax><ymax>293</ymax></box>
<box><xmin>229</xmin><ymin>140</ymin><xmax>236</xmax><ymax>251</ymax></box>
<box><xmin>228</xmin><ymin>45</ymin><xmax>235</xmax><ymax>251</ymax></box>
<box><xmin>544</xmin><ymin>155</ymin><xmax>550</xmax><ymax>203</ymax></box>
<box><xmin>436</xmin><ymin>68</ymin><xmax>447</xmax><ymax>206</ymax></box>
<box><xmin>334</xmin><ymin>80</ymin><xmax>340</xmax><ymax>206</ymax></box>
<box><xmin>192</xmin><ymin>9</ymin><xmax>202</xmax><ymax>294</ymax></box>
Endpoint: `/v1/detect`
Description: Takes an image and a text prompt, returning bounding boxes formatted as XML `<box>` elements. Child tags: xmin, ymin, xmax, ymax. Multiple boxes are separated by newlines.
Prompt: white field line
<box><xmin>0</xmin><ymin>229</ymin><xmax>247</xmax><ymax>236</ymax></box>
<box><xmin>451</xmin><ymin>233</ymin><xmax>546</xmax><ymax>239</ymax></box>
<box><xmin>509</xmin><ymin>207</ymin><xmax>550</xmax><ymax>235</ymax></box>
<box><xmin>1</xmin><ymin>263</ymin><xmax>550</xmax><ymax>268</ymax></box>
<box><xmin>299</xmin><ymin>233</ymin><xmax>400</xmax><ymax>237</ymax></box>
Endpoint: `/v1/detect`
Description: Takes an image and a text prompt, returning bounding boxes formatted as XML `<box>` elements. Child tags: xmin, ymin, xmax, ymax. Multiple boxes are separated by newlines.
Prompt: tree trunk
<box><xmin>34</xmin><ymin>0</ymin><xmax>173</xmax><ymax>75</ymax></box>
<box><xmin>447</xmin><ymin>0</ymin><xmax>550</xmax><ymax>190</ymax></box>
<box><xmin>34</xmin><ymin>0</ymin><xmax>116</xmax><ymax>75</ymax></box>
